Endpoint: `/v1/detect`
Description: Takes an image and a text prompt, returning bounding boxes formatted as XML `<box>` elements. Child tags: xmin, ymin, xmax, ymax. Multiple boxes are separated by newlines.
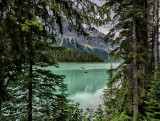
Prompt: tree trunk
<box><xmin>154</xmin><ymin>0</ymin><xmax>159</xmax><ymax>71</ymax></box>
<box><xmin>133</xmin><ymin>0</ymin><xmax>138</xmax><ymax>120</ymax></box>
<box><xmin>28</xmin><ymin>34</ymin><xmax>33</xmax><ymax>121</ymax></box>
<box><xmin>142</xmin><ymin>0</ymin><xmax>148</xmax><ymax>88</ymax></box>
<box><xmin>0</xmin><ymin>83</ymin><xmax>2</xmax><ymax>119</ymax></box>
<box><xmin>28</xmin><ymin>62</ymin><xmax>33</xmax><ymax>121</ymax></box>
<box><xmin>0</xmin><ymin>38</ymin><xmax>3</xmax><ymax>119</ymax></box>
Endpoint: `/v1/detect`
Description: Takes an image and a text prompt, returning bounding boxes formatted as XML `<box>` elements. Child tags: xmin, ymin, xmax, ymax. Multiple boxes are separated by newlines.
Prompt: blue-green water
<box><xmin>47</xmin><ymin>62</ymin><xmax>120</xmax><ymax>109</ymax></box>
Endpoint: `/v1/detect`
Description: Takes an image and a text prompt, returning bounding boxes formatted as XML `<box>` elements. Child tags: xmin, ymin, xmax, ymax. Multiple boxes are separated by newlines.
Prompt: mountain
<box><xmin>56</xmin><ymin>22</ymin><xmax>111</xmax><ymax>59</ymax></box>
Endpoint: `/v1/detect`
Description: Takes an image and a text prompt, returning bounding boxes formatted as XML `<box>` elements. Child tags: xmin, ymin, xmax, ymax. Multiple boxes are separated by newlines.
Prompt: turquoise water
<box><xmin>47</xmin><ymin>62</ymin><xmax>120</xmax><ymax>110</ymax></box>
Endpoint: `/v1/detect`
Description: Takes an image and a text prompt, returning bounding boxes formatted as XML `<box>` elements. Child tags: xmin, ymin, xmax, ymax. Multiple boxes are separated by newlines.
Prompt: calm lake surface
<box><xmin>47</xmin><ymin>62</ymin><xmax>120</xmax><ymax>110</ymax></box>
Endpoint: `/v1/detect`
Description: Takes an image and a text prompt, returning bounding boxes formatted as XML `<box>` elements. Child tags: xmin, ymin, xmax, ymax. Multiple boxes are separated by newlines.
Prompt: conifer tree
<box><xmin>154</xmin><ymin>0</ymin><xmax>159</xmax><ymax>70</ymax></box>
<box><xmin>103</xmin><ymin>0</ymin><xmax>154</xmax><ymax>120</ymax></box>
<box><xmin>0</xmin><ymin>0</ymin><xmax>108</xmax><ymax>120</ymax></box>
<box><xmin>132</xmin><ymin>0</ymin><xmax>138</xmax><ymax>119</ymax></box>
<box><xmin>145</xmin><ymin>65</ymin><xmax>160</xmax><ymax>120</ymax></box>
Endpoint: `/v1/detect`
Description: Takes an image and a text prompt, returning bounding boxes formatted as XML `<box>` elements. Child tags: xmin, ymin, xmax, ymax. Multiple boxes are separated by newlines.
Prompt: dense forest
<box><xmin>0</xmin><ymin>0</ymin><xmax>106</xmax><ymax>120</ymax></box>
<box><xmin>103</xmin><ymin>0</ymin><xmax>160</xmax><ymax>120</ymax></box>
<box><xmin>52</xmin><ymin>47</ymin><xmax>103</xmax><ymax>62</ymax></box>
<box><xmin>0</xmin><ymin>0</ymin><xmax>159</xmax><ymax>121</ymax></box>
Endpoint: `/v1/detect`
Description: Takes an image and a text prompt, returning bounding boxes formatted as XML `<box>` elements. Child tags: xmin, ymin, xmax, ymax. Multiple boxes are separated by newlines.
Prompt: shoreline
<box><xmin>57</xmin><ymin>60</ymin><xmax>123</xmax><ymax>63</ymax></box>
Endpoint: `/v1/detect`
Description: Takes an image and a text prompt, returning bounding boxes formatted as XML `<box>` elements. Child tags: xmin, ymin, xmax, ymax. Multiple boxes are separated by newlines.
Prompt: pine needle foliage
<box><xmin>0</xmin><ymin>0</ymin><xmax>109</xmax><ymax>120</ymax></box>
<box><xmin>102</xmin><ymin>0</ymin><xmax>156</xmax><ymax>120</ymax></box>
<box><xmin>144</xmin><ymin>65</ymin><xmax>160</xmax><ymax>121</ymax></box>
<box><xmin>52</xmin><ymin>47</ymin><xmax>104</xmax><ymax>62</ymax></box>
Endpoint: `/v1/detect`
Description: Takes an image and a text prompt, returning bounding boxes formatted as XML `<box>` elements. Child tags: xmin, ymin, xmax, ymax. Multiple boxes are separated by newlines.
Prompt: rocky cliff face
<box><xmin>56</xmin><ymin>22</ymin><xmax>111</xmax><ymax>59</ymax></box>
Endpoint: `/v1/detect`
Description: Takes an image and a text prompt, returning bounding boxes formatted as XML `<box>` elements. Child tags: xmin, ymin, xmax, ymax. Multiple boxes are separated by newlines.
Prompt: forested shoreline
<box><xmin>52</xmin><ymin>47</ymin><xmax>104</xmax><ymax>62</ymax></box>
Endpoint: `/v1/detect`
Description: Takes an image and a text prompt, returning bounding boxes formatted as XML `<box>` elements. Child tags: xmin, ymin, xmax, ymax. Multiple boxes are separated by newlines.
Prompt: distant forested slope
<box><xmin>52</xmin><ymin>47</ymin><xmax>103</xmax><ymax>62</ymax></box>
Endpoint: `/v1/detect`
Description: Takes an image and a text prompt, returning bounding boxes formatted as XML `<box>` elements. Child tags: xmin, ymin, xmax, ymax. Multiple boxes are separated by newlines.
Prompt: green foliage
<box><xmin>64</xmin><ymin>103</ymin><xmax>84</xmax><ymax>121</ymax></box>
<box><xmin>103</xmin><ymin>0</ymin><xmax>155</xmax><ymax>120</ymax></box>
<box><xmin>0</xmin><ymin>0</ymin><xmax>109</xmax><ymax>120</ymax></box>
<box><xmin>22</xmin><ymin>24</ymin><xmax>30</xmax><ymax>32</ymax></box>
<box><xmin>110</xmin><ymin>111</ymin><xmax>133</xmax><ymax>121</ymax></box>
<box><xmin>82</xmin><ymin>105</ymin><xmax>107</xmax><ymax>121</ymax></box>
<box><xmin>52</xmin><ymin>47</ymin><xmax>104</xmax><ymax>62</ymax></box>
<box><xmin>144</xmin><ymin>65</ymin><xmax>160</xmax><ymax>120</ymax></box>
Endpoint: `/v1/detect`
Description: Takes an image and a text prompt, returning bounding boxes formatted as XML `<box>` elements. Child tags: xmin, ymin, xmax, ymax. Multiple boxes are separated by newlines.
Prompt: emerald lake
<box><xmin>47</xmin><ymin>62</ymin><xmax>120</xmax><ymax>110</ymax></box>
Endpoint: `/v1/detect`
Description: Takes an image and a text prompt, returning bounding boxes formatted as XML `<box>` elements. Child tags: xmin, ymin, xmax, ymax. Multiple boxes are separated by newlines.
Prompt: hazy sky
<box><xmin>91</xmin><ymin>0</ymin><xmax>105</xmax><ymax>6</ymax></box>
<box><xmin>90</xmin><ymin>0</ymin><xmax>113</xmax><ymax>34</ymax></box>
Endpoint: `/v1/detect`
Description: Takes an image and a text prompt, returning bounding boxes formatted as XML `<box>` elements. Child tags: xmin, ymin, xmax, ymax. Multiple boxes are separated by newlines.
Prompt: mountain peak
<box><xmin>56</xmin><ymin>22</ymin><xmax>110</xmax><ymax>59</ymax></box>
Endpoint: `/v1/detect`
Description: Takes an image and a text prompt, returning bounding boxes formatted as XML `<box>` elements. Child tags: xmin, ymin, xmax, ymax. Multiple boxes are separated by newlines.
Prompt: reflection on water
<box><xmin>47</xmin><ymin>62</ymin><xmax>119</xmax><ymax>109</ymax></box>
<box><xmin>69</xmin><ymin>86</ymin><xmax>105</xmax><ymax>109</ymax></box>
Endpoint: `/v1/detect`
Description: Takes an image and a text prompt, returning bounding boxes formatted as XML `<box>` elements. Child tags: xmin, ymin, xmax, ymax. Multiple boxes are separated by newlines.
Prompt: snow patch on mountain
<box><xmin>56</xmin><ymin>22</ymin><xmax>111</xmax><ymax>59</ymax></box>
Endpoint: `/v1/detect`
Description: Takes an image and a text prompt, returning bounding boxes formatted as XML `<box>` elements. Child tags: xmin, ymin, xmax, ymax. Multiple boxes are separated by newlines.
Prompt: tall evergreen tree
<box><xmin>154</xmin><ymin>0</ymin><xmax>159</xmax><ymax>70</ymax></box>
<box><xmin>132</xmin><ymin>0</ymin><xmax>138</xmax><ymax>120</ymax></box>
<box><xmin>103</xmin><ymin>0</ymin><xmax>154</xmax><ymax>120</ymax></box>
<box><xmin>0</xmin><ymin>0</ymin><xmax>109</xmax><ymax>120</ymax></box>
<box><xmin>145</xmin><ymin>65</ymin><xmax>160</xmax><ymax>120</ymax></box>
